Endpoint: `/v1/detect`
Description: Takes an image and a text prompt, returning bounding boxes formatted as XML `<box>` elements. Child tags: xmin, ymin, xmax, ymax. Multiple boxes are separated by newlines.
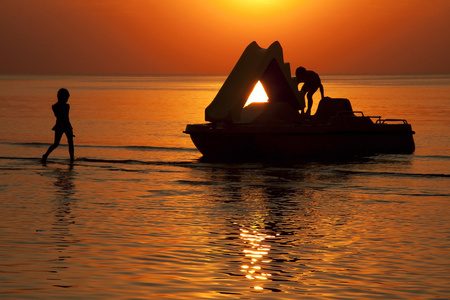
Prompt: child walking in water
<box><xmin>42</xmin><ymin>88</ymin><xmax>74</xmax><ymax>163</ymax></box>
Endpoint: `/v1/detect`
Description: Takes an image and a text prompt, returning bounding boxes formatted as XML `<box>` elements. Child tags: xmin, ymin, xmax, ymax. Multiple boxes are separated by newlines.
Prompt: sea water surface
<box><xmin>0</xmin><ymin>74</ymin><xmax>449</xmax><ymax>299</ymax></box>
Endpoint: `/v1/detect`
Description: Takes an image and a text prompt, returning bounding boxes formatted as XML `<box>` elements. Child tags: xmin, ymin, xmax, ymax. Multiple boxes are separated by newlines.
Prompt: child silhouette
<box><xmin>42</xmin><ymin>88</ymin><xmax>74</xmax><ymax>163</ymax></box>
<box><xmin>296</xmin><ymin>67</ymin><xmax>324</xmax><ymax>115</ymax></box>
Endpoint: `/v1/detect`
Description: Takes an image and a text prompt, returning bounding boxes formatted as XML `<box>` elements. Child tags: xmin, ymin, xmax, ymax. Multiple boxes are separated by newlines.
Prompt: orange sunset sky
<box><xmin>1</xmin><ymin>0</ymin><xmax>449</xmax><ymax>75</ymax></box>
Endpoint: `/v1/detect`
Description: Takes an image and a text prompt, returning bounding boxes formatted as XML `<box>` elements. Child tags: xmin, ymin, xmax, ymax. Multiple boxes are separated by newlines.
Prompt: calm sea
<box><xmin>0</xmin><ymin>74</ymin><xmax>449</xmax><ymax>299</ymax></box>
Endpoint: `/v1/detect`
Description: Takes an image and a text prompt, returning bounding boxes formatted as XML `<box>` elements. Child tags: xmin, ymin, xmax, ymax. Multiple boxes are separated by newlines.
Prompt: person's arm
<box><xmin>319</xmin><ymin>84</ymin><xmax>324</xmax><ymax>99</ymax></box>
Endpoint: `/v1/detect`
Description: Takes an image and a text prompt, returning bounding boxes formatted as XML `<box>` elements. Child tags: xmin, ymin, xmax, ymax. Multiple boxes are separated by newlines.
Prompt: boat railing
<box><xmin>368</xmin><ymin>116</ymin><xmax>409</xmax><ymax>124</ymax></box>
<box><xmin>377</xmin><ymin>118</ymin><xmax>409</xmax><ymax>124</ymax></box>
<box><xmin>368</xmin><ymin>115</ymin><xmax>381</xmax><ymax>123</ymax></box>
<box><xmin>337</xmin><ymin>112</ymin><xmax>409</xmax><ymax>125</ymax></box>
<box><xmin>336</xmin><ymin>111</ymin><xmax>365</xmax><ymax>117</ymax></box>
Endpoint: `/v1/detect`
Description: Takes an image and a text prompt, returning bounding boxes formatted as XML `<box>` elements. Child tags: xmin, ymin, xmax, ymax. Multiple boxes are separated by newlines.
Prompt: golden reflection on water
<box><xmin>239</xmin><ymin>226</ymin><xmax>277</xmax><ymax>290</ymax></box>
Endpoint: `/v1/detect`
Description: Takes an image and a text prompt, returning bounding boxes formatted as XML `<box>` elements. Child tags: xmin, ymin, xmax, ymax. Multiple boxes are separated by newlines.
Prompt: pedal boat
<box><xmin>184</xmin><ymin>42</ymin><xmax>415</xmax><ymax>160</ymax></box>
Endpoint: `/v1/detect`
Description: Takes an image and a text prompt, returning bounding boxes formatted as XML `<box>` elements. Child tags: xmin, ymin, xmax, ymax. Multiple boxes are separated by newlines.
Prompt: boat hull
<box><xmin>185</xmin><ymin>123</ymin><xmax>415</xmax><ymax>160</ymax></box>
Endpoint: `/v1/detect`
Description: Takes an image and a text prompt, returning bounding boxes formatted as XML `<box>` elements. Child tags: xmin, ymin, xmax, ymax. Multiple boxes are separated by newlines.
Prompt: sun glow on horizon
<box><xmin>244</xmin><ymin>81</ymin><xmax>269</xmax><ymax>107</ymax></box>
<box><xmin>216</xmin><ymin>0</ymin><xmax>299</xmax><ymax>18</ymax></box>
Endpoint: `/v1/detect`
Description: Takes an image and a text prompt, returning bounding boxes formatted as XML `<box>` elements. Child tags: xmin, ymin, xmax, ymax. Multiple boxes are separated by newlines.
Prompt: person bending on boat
<box><xmin>296</xmin><ymin>67</ymin><xmax>324</xmax><ymax>115</ymax></box>
<box><xmin>42</xmin><ymin>88</ymin><xmax>75</xmax><ymax>163</ymax></box>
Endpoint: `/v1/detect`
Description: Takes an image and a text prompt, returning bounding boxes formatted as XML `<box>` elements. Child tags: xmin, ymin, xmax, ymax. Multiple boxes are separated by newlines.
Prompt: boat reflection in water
<box><xmin>185</xmin><ymin>41</ymin><xmax>415</xmax><ymax>160</ymax></box>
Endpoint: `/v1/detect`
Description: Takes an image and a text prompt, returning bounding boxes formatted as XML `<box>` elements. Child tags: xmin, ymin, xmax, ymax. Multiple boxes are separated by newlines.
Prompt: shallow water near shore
<box><xmin>0</xmin><ymin>74</ymin><xmax>449</xmax><ymax>299</ymax></box>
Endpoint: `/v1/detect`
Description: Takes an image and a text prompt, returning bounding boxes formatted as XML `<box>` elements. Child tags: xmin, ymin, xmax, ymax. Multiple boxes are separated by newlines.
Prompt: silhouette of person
<box><xmin>296</xmin><ymin>67</ymin><xmax>324</xmax><ymax>115</ymax></box>
<box><xmin>42</xmin><ymin>88</ymin><xmax>74</xmax><ymax>163</ymax></box>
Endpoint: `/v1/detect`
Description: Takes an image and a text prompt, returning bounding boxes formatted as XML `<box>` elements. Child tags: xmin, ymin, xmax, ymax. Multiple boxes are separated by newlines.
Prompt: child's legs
<box><xmin>44</xmin><ymin>131</ymin><xmax>64</xmax><ymax>157</ymax></box>
<box><xmin>65</xmin><ymin>131</ymin><xmax>74</xmax><ymax>161</ymax></box>
<box><xmin>298</xmin><ymin>90</ymin><xmax>306</xmax><ymax>113</ymax></box>
<box><xmin>307</xmin><ymin>93</ymin><xmax>314</xmax><ymax>110</ymax></box>
<box><xmin>302</xmin><ymin>85</ymin><xmax>319</xmax><ymax>114</ymax></box>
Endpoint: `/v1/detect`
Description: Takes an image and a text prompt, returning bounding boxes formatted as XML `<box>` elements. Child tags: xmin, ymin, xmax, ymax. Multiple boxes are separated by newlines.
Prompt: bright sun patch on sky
<box><xmin>244</xmin><ymin>81</ymin><xmax>269</xmax><ymax>107</ymax></box>
<box><xmin>215</xmin><ymin>0</ymin><xmax>298</xmax><ymax>18</ymax></box>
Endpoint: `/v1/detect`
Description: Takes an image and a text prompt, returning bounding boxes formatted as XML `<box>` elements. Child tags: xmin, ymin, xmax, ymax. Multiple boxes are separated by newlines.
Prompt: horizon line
<box><xmin>1</xmin><ymin>72</ymin><xmax>450</xmax><ymax>77</ymax></box>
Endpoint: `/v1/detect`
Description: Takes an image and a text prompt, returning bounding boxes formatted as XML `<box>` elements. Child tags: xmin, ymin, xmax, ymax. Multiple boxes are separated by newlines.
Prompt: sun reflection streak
<box><xmin>239</xmin><ymin>227</ymin><xmax>276</xmax><ymax>290</ymax></box>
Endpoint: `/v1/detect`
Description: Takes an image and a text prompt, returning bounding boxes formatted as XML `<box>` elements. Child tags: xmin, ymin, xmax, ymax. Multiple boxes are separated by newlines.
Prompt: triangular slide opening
<box><xmin>244</xmin><ymin>81</ymin><xmax>268</xmax><ymax>107</ymax></box>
